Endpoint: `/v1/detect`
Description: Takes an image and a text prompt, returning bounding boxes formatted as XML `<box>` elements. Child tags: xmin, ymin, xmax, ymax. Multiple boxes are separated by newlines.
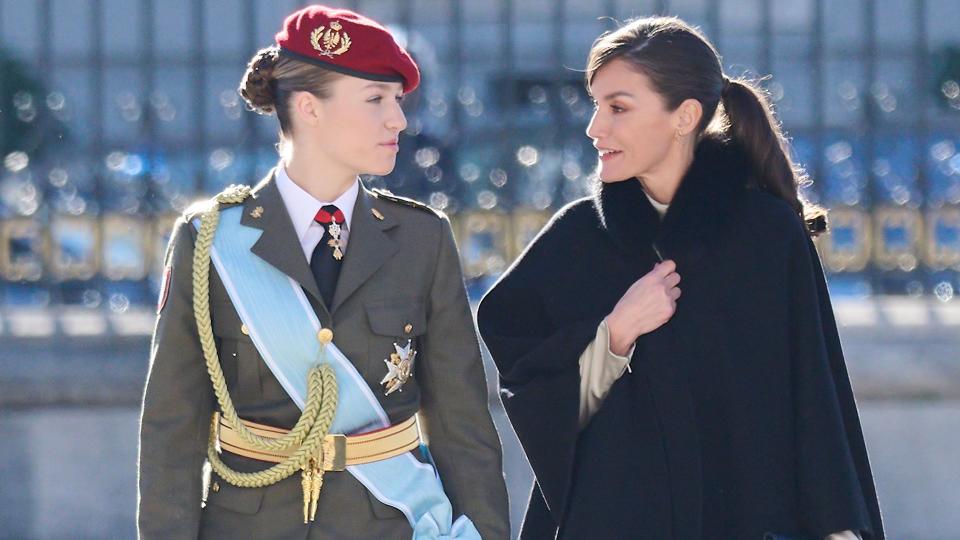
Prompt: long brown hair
<box><xmin>586</xmin><ymin>16</ymin><xmax>824</xmax><ymax>231</ymax></box>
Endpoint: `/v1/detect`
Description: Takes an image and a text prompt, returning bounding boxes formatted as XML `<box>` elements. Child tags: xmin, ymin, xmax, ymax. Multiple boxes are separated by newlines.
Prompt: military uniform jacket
<box><xmin>138</xmin><ymin>173</ymin><xmax>510</xmax><ymax>539</ymax></box>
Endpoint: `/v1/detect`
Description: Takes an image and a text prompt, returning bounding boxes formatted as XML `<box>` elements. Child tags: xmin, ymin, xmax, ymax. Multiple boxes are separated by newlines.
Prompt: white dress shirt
<box><xmin>274</xmin><ymin>164</ymin><xmax>360</xmax><ymax>261</ymax></box>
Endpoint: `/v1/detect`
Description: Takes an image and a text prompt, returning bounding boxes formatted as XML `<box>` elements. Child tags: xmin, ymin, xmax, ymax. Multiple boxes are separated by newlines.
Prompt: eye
<box><xmin>610</xmin><ymin>104</ymin><xmax>625</xmax><ymax>114</ymax></box>
<box><xmin>395</xmin><ymin>94</ymin><xmax>406</xmax><ymax>104</ymax></box>
<box><xmin>367</xmin><ymin>96</ymin><xmax>383</xmax><ymax>103</ymax></box>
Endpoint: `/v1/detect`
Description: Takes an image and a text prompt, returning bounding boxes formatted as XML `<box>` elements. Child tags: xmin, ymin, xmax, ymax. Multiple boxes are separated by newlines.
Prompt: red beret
<box><xmin>275</xmin><ymin>5</ymin><xmax>420</xmax><ymax>94</ymax></box>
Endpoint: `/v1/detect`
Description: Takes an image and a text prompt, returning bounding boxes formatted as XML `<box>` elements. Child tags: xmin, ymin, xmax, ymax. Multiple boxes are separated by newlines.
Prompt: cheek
<box><xmin>624</xmin><ymin>116</ymin><xmax>672</xmax><ymax>160</ymax></box>
<box><xmin>326</xmin><ymin>109</ymin><xmax>376</xmax><ymax>153</ymax></box>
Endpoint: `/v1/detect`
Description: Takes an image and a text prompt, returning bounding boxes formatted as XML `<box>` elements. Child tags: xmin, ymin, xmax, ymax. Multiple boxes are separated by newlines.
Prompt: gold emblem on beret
<box><xmin>310</xmin><ymin>21</ymin><xmax>352</xmax><ymax>57</ymax></box>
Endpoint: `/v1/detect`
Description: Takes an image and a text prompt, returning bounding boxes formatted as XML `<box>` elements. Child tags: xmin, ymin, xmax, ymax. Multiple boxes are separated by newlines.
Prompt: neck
<box><xmin>282</xmin><ymin>138</ymin><xmax>358</xmax><ymax>202</ymax></box>
<box><xmin>637</xmin><ymin>138</ymin><xmax>696</xmax><ymax>205</ymax></box>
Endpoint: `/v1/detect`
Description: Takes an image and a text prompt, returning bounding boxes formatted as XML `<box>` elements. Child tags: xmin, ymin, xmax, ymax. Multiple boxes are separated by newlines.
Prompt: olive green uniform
<box><xmin>137</xmin><ymin>172</ymin><xmax>510</xmax><ymax>539</ymax></box>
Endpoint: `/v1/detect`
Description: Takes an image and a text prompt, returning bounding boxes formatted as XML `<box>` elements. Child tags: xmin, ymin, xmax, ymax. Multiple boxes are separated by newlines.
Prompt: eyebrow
<box><xmin>363</xmin><ymin>82</ymin><xmax>402</xmax><ymax>91</ymax></box>
<box><xmin>600</xmin><ymin>91</ymin><xmax>635</xmax><ymax>101</ymax></box>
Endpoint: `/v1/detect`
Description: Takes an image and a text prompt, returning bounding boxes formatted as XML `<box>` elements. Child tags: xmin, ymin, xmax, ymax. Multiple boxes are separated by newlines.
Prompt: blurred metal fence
<box><xmin>0</xmin><ymin>0</ymin><xmax>958</xmax><ymax>310</ymax></box>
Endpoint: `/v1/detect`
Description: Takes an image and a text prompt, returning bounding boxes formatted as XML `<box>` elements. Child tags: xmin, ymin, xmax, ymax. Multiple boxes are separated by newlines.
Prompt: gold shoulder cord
<box><xmin>192</xmin><ymin>185</ymin><xmax>339</xmax><ymax>522</ymax></box>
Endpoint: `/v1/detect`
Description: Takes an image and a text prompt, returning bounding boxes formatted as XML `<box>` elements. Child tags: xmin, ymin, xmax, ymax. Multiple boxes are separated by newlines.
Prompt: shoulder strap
<box><xmin>371</xmin><ymin>188</ymin><xmax>444</xmax><ymax>218</ymax></box>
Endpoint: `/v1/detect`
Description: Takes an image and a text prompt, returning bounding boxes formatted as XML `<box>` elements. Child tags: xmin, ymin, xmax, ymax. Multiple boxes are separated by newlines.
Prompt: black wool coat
<box><xmin>477</xmin><ymin>136</ymin><xmax>884</xmax><ymax>540</ymax></box>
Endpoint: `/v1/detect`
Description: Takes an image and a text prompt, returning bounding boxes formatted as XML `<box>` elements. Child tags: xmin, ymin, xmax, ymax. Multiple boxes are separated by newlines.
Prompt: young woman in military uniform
<box><xmin>138</xmin><ymin>6</ymin><xmax>509</xmax><ymax>539</ymax></box>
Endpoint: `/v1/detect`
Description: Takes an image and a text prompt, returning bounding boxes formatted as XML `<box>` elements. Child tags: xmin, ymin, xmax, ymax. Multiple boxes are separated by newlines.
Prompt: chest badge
<box><xmin>380</xmin><ymin>339</ymin><xmax>416</xmax><ymax>395</ymax></box>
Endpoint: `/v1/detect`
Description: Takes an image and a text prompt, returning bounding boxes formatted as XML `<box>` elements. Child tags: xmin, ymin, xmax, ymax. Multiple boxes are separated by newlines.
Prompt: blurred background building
<box><xmin>0</xmin><ymin>1</ymin><xmax>958</xmax><ymax>539</ymax></box>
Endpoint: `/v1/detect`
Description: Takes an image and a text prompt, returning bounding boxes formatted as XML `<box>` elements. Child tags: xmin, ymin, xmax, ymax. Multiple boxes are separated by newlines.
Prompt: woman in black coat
<box><xmin>477</xmin><ymin>17</ymin><xmax>883</xmax><ymax>540</ymax></box>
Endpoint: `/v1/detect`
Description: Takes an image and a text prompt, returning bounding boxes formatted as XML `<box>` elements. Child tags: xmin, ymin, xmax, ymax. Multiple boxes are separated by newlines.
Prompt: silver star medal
<box><xmin>380</xmin><ymin>339</ymin><xmax>416</xmax><ymax>395</ymax></box>
<box><xmin>327</xmin><ymin>222</ymin><xmax>343</xmax><ymax>260</ymax></box>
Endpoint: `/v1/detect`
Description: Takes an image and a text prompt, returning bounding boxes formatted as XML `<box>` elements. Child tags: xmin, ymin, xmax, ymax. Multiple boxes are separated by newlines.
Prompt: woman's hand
<box><xmin>606</xmin><ymin>260</ymin><xmax>681</xmax><ymax>356</ymax></box>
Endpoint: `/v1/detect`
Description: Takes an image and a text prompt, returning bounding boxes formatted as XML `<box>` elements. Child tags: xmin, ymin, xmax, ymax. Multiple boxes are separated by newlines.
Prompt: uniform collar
<box><xmin>240</xmin><ymin>171</ymin><xmax>399</xmax><ymax>315</ymax></box>
<box><xmin>275</xmin><ymin>163</ymin><xmax>360</xmax><ymax>240</ymax></box>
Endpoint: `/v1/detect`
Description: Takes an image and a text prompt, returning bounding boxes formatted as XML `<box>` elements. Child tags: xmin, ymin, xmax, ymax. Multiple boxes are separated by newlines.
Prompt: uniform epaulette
<box><xmin>183</xmin><ymin>184</ymin><xmax>253</xmax><ymax>221</ymax></box>
<box><xmin>371</xmin><ymin>188</ymin><xmax>444</xmax><ymax>218</ymax></box>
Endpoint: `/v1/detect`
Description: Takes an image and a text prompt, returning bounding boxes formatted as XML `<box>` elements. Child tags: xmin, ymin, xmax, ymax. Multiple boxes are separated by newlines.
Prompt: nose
<box><xmin>386</xmin><ymin>101</ymin><xmax>407</xmax><ymax>133</ymax></box>
<box><xmin>585</xmin><ymin>109</ymin><xmax>605</xmax><ymax>141</ymax></box>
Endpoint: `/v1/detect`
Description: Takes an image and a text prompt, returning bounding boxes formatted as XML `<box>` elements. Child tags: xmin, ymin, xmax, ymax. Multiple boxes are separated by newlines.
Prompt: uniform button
<box><xmin>240</xmin><ymin>324</ymin><xmax>249</xmax><ymax>335</ymax></box>
<box><xmin>317</xmin><ymin>328</ymin><xmax>334</xmax><ymax>344</ymax></box>
<box><xmin>211</xmin><ymin>482</ymin><xmax>220</xmax><ymax>493</ymax></box>
<box><xmin>404</xmin><ymin>324</ymin><xmax>413</xmax><ymax>334</ymax></box>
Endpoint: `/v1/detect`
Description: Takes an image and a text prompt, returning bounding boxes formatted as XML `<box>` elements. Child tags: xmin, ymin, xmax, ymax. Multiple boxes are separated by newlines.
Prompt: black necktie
<box><xmin>310</xmin><ymin>204</ymin><xmax>346</xmax><ymax>306</ymax></box>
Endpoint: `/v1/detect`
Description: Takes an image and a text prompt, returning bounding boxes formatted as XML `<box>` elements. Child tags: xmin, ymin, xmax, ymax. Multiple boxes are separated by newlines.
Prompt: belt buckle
<box><xmin>322</xmin><ymin>433</ymin><xmax>347</xmax><ymax>471</ymax></box>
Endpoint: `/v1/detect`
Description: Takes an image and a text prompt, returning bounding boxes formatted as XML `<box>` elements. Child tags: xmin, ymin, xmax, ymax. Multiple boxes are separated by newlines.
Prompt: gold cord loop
<box><xmin>193</xmin><ymin>186</ymin><xmax>339</xmax><ymax>522</ymax></box>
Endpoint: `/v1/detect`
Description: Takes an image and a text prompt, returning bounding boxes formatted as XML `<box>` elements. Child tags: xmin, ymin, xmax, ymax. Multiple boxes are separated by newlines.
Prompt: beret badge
<box><xmin>310</xmin><ymin>21</ymin><xmax>352</xmax><ymax>57</ymax></box>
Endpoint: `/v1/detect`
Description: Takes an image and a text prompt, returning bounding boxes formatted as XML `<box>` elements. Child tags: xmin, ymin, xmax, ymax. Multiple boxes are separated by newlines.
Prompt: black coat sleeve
<box><xmin>788</xmin><ymin>224</ymin><xmax>884</xmax><ymax>539</ymax></box>
<box><xmin>476</xmin><ymin>230</ymin><xmax>605</xmax><ymax>525</ymax></box>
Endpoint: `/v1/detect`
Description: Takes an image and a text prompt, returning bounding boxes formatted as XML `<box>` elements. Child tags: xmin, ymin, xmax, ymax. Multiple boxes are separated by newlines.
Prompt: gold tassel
<box><xmin>309</xmin><ymin>462</ymin><xmax>324</xmax><ymax>522</ymax></box>
<box><xmin>301</xmin><ymin>463</ymin><xmax>313</xmax><ymax>524</ymax></box>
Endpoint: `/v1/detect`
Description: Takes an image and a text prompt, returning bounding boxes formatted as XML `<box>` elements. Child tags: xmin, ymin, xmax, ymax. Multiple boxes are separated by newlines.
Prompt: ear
<box><xmin>675</xmin><ymin>98</ymin><xmax>703</xmax><ymax>136</ymax></box>
<box><xmin>291</xmin><ymin>91</ymin><xmax>323</xmax><ymax>128</ymax></box>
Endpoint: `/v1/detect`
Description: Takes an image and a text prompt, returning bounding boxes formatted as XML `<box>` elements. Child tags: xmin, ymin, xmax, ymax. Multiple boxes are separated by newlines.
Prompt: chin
<box><xmin>368</xmin><ymin>164</ymin><xmax>396</xmax><ymax>177</ymax></box>
<box><xmin>597</xmin><ymin>168</ymin><xmax>633</xmax><ymax>184</ymax></box>
<box><xmin>362</xmin><ymin>157</ymin><xmax>397</xmax><ymax>177</ymax></box>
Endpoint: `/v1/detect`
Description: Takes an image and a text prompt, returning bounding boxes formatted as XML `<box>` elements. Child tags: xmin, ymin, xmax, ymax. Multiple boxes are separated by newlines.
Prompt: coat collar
<box><xmin>593</xmin><ymin>134</ymin><xmax>752</xmax><ymax>261</ymax></box>
<box><xmin>240</xmin><ymin>170</ymin><xmax>399</xmax><ymax>315</ymax></box>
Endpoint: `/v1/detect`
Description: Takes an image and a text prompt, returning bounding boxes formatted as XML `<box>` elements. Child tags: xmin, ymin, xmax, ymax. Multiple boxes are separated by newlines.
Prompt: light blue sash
<box><xmin>194</xmin><ymin>207</ymin><xmax>480</xmax><ymax>539</ymax></box>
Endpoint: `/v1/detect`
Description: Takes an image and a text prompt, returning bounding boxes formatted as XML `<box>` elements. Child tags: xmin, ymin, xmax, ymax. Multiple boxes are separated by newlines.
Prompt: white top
<box><xmin>644</xmin><ymin>190</ymin><xmax>670</xmax><ymax>217</ymax></box>
<box><xmin>274</xmin><ymin>164</ymin><xmax>360</xmax><ymax>261</ymax></box>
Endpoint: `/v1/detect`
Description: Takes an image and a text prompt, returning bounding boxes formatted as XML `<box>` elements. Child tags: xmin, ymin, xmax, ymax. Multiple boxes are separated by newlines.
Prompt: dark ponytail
<box><xmin>586</xmin><ymin>17</ymin><xmax>825</xmax><ymax>234</ymax></box>
<box><xmin>720</xmin><ymin>78</ymin><xmax>810</xmax><ymax>216</ymax></box>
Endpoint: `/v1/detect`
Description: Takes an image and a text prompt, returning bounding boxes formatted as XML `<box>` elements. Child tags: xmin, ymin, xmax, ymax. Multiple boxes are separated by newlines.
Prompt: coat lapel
<box><xmin>331</xmin><ymin>186</ymin><xmax>400</xmax><ymax>313</ymax></box>
<box><xmin>241</xmin><ymin>171</ymin><xmax>326</xmax><ymax>310</ymax></box>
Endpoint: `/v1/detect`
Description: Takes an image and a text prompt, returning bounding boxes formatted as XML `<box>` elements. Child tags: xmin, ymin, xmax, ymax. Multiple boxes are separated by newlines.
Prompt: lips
<box><xmin>598</xmin><ymin>149</ymin><xmax>622</xmax><ymax>161</ymax></box>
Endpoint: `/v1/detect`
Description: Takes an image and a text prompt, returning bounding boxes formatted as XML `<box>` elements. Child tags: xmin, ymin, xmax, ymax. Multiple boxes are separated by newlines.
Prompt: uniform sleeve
<box><xmin>137</xmin><ymin>217</ymin><xmax>214</xmax><ymax>539</ymax></box>
<box><xmin>787</xmin><ymin>220</ymin><xmax>882</xmax><ymax>539</ymax></box>
<box><xmin>578</xmin><ymin>319</ymin><xmax>633</xmax><ymax>429</ymax></box>
<box><xmin>416</xmin><ymin>216</ymin><xmax>510</xmax><ymax>540</ymax></box>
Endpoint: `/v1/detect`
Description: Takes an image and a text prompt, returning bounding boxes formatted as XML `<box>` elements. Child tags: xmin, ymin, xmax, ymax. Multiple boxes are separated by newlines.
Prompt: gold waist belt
<box><xmin>217</xmin><ymin>413</ymin><xmax>421</xmax><ymax>471</ymax></box>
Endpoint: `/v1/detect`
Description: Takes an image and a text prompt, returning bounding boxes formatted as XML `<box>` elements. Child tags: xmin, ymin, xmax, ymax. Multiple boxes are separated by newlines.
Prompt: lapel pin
<box><xmin>371</xmin><ymin>208</ymin><xmax>385</xmax><ymax>221</ymax></box>
<box><xmin>250</xmin><ymin>206</ymin><xmax>264</xmax><ymax>219</ymax></box>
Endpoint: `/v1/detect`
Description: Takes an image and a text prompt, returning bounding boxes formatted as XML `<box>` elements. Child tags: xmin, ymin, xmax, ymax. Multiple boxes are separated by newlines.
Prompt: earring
<box><xmin>675</xmin><ymin>128</ymin><xmax>684</xmax><ymax>140</ymax></box>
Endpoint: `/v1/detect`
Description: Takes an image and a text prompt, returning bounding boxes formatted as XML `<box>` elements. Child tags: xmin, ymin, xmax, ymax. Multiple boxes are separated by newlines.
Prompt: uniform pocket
<box><xmin>205</xmin><ymin>475</ymin><xmax>264</xmax><ymax>515</ymax></box>
<box><xmin>364</xmin><ymin>299</ymin><xmax>427</xmax><ymax>400</ymax></box>
<box><xmin>364</xmin><ymin>298</ymin><xmax>427</xmax><ymax>338</ymax></box>
<box><xmin>210</xmin><ymin>300</ymin><xmax>253</xmax><ymax>343</ymax></box>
